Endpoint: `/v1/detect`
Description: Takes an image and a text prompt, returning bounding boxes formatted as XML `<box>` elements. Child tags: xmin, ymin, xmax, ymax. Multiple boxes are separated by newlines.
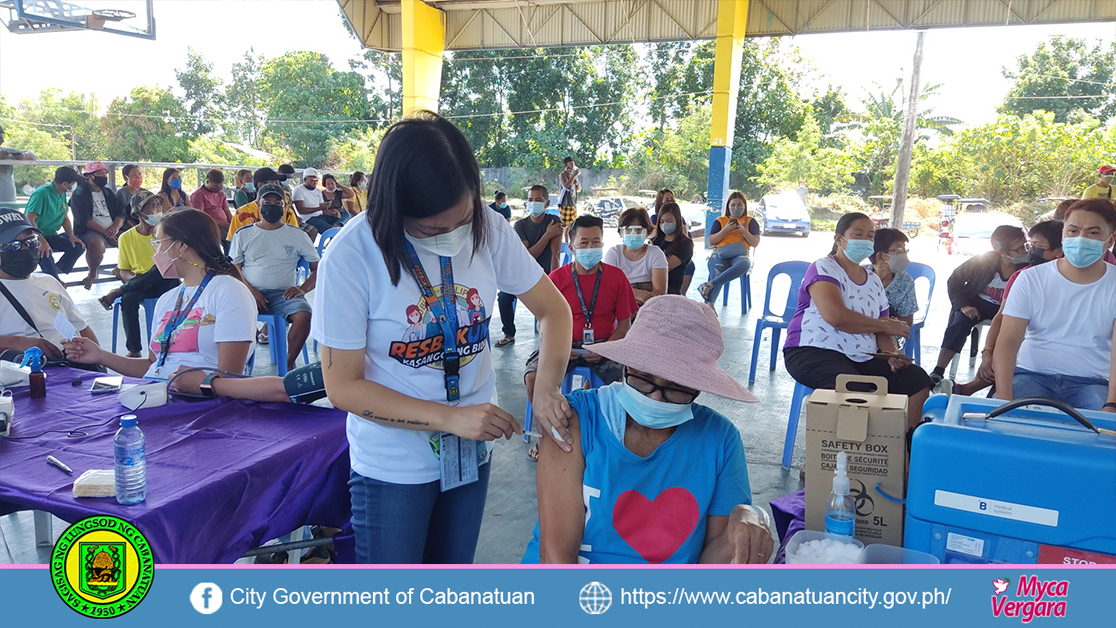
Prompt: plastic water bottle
<box><xmin>825</xmin><ymin>451</ymin><xmax>856</xmax><ymax>537</ymax></box>
<box><xmin>114</xmin><ymin>415</ymin><xmax>146</xmax><ymax>505</ymax></box>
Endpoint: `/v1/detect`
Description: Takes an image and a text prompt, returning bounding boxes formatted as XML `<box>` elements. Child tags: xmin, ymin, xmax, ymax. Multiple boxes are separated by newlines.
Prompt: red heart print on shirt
<box><xmin>613</xmin><ymin>487</ymin><xmax>700</xmax><ymax>564</ymax></box>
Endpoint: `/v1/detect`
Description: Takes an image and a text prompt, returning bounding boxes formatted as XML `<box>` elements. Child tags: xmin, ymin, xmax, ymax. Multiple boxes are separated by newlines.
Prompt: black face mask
<box><xmin>1</xmin><ymin>247</ymin><xmax>40</xmax><ymax>278</ymax></box>
<box><xmin>92</xmin><ymin>176</ymin><xmax>108</xmax><ymax>188</ymax></box>
<box><xmin>1028</xmin><ymin>247</ymin><xmax>1052</xmax><ymax>266</ymax></box>
<box><xmin>260</xmin><ymin>204</ymin><xmax>285</xmax><ymax>224</ymax></box>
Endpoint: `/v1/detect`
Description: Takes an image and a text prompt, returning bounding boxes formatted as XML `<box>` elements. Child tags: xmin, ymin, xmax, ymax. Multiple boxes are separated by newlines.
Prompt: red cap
<box><xmin>1100</xmin><ymin>165</ymin><xmax>1115</xmax><ymax>175</ymax></box>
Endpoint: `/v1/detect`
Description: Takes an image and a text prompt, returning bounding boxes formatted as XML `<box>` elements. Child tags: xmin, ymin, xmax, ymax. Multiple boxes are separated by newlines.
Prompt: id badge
<box><xmin>582</xmin><ymin>328</ymin><xmax>595</xmax><ymax>345</ymax></box>
<box><xmin>439</xmin><ymin>432</ymin><xmax>479</xmax><ymax>492</ymax></box>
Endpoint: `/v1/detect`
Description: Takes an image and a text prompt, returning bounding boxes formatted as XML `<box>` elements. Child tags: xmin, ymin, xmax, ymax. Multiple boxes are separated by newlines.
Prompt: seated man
<box><xmin>189</xmin><ymin>169</ymin><xmax>233</xmax><ymax>238</ymax></box>
<box><xmin>95</xmin><ymin>191</ymin><xmax>179</xmax><ymax>357</ymax></box>
<box><xmin>0</xmin><ymin>208</ymin><xmax>97</xmax><ymax>360</ymax></box>
<box><xmin>70</xmin><ymin>161</ymin><xmax>128</xmax><ymax>289</ymax></box>
<box><xmin>524</xmin><ymin>214</ymin><xmax>637</xmax><ymax>459</ymax></box>
<box><xmin>291</xmin><ymin>168</ymin><xmax>341</xmax><ymax>235</ymax></box>
<box><xmin>526</xmin><ymin>295</ymin><xmax>773</xmax><ymax>564</ymax></box>
<box><xmin>996</xmin><ymin>199</ymin><xmax>1116</xmax><ymax>411</ymax></box>
<box><xmin>25</xmin><ymin>166</ymin><xmax>86</xmax><ymax>281</ymax></box>
<box><xmin>930</xmin><ymin>225</ymin><xmax>1028</xmax><ymax>385</ymax></box>
<box><xmin>230</xmin><ymin>184</ymin><xmax>320</xmax><ymax>372</ymax></box>
<box><xmin>227</xmin><ymin>167</ymin><xmax>316</xmax><ymax>243</ymax></box>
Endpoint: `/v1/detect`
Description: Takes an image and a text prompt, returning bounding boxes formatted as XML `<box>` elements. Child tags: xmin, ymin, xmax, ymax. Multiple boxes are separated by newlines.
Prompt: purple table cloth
<box><xmin>769</xmin><ymin>489</ymin><xmax>806</xmax><ymax>565</ymax></box>
<box><xmin>0</xmin><ymin>368</ymin><xmax>352</xmax><ymax>564</ymax></box>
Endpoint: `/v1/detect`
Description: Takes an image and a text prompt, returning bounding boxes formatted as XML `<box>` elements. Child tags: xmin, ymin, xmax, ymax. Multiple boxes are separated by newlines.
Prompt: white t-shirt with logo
<box><xmin>291</xmin><ymin>184</ymin><xmax>325</xmax><ymax>220</ymax></box>
<box><xmin>1002</xmin><ymin>261</ymin><xmax>1116</xmax><ymax>380</ymax></box>
<box><xmin>90</xmin><ymin>189</ymin><xmax>113</xmax><ymax>228</ymax></box>
<box><xmin>143</xmin><ymin>274</ymin><xmax>257</xmax><ymax>380</ymax></box>
<box><xmin>603</xmin><ymin>244</ymin><xmax>669</xmax><ymax>285</ymax></box>
<box><xmin>230</xmin><ymin>224</ymin><xmax>320</xmax><ymax>290</ymax></box>
<box><xmin>0</xmin><ymin>273</ymin><xmax>89</xmax><ymax>350</ymax></box>
<box><xmin>311</xmin><ymin>216</ymin><xmax>544</xmax><ymax>484</ymax></box>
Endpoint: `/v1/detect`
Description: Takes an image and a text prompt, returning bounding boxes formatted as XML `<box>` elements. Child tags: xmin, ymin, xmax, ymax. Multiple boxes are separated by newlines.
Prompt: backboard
<box><xmin>1</xmin><ymin>0</ymin><xmax>154</xmax><ymax>39</ymax></box>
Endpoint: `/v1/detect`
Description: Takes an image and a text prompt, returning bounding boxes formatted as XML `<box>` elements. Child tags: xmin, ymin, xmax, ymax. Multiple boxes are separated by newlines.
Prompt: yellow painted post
<box><xmin>706</xmin><ymin>0</ymin><xmax>749</xmax><ymax>240</ymax></box>
<box><xmin>401</xmin><ymin>0</ymin><xmax>445</xmax><ymax>114</ymax></box>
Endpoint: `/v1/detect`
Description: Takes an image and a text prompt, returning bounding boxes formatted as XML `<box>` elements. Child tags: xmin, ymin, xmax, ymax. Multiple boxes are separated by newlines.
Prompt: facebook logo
<box><xmin>190</xmin><ymin>582</ymin><xmax>223</xmax><ymax>614</ymax></box>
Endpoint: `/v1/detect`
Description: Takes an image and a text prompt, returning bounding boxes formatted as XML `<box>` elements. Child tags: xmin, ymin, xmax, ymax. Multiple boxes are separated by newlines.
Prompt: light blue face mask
<box><xmin>245</xmin><ymin>182</ymin><xmax>256</xmax><ymax>191</ymax></box>
<box><xmin>143</xmin><ymin>214</ymin><xmax>160</xmax><ymax>227</ymax></box>
<box><xmin>616</xmin><ymin>382</ymin><xmax>694</xmax><ymax>429</ymax></box>
<box><xmin>623</xmin><ymin>234</ymin><xmax>646</xmax><ymax>250</ymax></box>
<box><xmin>499</xmin><ymin>202</ymin><xmax>508</xmax><ymax>209</ymax></box>
<box><xmin>1061</xmin><ymin>236</ymin><xmax>1109</xmax><ymax>268</ymax></box>
<box><xmin>841</xmin><ymin>237</ymin><xmax>875</xmax><ymax>264</ymax></box>
<box><xmin>526</xmin><ymin>201</ymin><xmax>546</xmax><ymax>217</ymax></box>
<box><xmin>660</xmin><ymin>222</ymin><xmax>677</xmax><ymax>235</ymax></box>
<box><xmin>574</xmin><ymin>247</ymin><xmax>603</xmax><ymax>269</ymax></box>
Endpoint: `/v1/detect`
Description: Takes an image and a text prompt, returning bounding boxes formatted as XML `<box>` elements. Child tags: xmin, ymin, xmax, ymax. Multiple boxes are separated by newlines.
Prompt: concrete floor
<box><xmin>2</xmin><ymin>230</ymin><xmax>976</xmax><ymax>564</ymax></box>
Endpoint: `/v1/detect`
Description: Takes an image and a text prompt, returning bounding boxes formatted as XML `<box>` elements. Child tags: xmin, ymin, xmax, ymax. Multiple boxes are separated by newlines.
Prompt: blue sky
<box><xmin>1</xmin><ymin>0</ymin><xmax>1113</xmax><ymax>128</ymax></box>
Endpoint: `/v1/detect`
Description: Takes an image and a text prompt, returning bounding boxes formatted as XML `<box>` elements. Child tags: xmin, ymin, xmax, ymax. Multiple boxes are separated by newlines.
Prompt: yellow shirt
<box><xmin>227</xmin><ymin>197</ymin><xmax>300</xmax><ymax>241</ymax></box>
<box><xmin>117</xmin><ymin>228</ymin><xmax>156</xmax><ymax>275</ymax></box>
<box><xmin>1082</xmin><ymin>183</ymin><xmax>1113</xmax><ymax>200</ymax></box>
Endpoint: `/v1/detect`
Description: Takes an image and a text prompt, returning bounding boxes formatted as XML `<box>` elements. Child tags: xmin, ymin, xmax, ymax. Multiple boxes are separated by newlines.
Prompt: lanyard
<box><xmin>156</xmin><ymin>270</ymin><xmax>215</xmax><ymax>368</ymax></box>
<box><xmin>572</xmin><ymin>265</ymin><xmax>603</xmax><ymax>329</ymax></box>
<box><xmin>404</xmin><ymin>241</ymin><xmax>461</xmax><ymax>403</ymax></box>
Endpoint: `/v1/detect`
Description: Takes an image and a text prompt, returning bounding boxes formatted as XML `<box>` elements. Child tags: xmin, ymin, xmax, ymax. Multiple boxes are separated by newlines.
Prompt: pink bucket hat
<box><xmin>587</xmin><ymin>295</ymin><xmax>757</xmax><ymax>402</ymax></box>
<box><xmin>82</xmin><ymin>161</ymin><xmax>109</xmax><ymax>175</ymax></box>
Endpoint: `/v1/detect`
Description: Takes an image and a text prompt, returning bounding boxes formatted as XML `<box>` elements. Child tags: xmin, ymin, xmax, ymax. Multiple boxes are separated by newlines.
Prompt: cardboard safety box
<box><xmin>805</xmin><ymin>375</ymin><xmax>907</xmax><ymax>546</ymax></box>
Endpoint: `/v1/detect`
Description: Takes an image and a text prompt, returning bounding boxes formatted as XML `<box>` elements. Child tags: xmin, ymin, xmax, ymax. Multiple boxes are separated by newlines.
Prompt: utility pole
<box><xmin>892</xmin><ymin>30</ymin><xmax>925</xmax><ymax>229</ymax></box>
<box><xmin>70</xmin><ymin>126</ymin><xmax>76</xmax><ymax>161</ymax></box>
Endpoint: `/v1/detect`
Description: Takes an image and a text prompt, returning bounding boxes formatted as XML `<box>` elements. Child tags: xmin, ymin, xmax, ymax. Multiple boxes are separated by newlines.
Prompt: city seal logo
<box><xmin>51</xmin><ymin>516</ymin><xmax>154</xmax><ymax>619</ymax></box>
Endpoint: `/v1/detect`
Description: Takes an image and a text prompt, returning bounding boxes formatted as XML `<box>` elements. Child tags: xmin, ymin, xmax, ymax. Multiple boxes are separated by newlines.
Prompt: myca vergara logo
<box><xmin>50</xmin><ymin>516</ymin><xmax>155</xmax><ymax>619</ymax></box>
<box><xmin>991</xmin><ymin>575</ymin><xmax>1068</xmax><ymax>623</ymax></box>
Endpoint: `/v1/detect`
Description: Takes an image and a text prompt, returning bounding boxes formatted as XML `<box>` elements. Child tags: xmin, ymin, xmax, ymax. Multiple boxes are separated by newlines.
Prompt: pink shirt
<box><xmin>189</xmin><ymin>187</ymin><xmax>230</xmax><ymax>224</ymax></box>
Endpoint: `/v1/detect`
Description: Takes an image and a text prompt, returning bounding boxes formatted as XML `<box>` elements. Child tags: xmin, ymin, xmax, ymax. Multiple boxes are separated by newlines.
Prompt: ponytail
<box><xmin>159</xmin><ymin>209</ymin><xmax>244</xmax><ymax>281</ymax></box>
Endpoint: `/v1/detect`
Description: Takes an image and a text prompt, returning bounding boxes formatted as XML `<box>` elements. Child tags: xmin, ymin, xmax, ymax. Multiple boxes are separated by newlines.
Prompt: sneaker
<box><xmin>932</xmin><ymin>376</ymin><xmax>954</xmax><ymax>396</ymax></box>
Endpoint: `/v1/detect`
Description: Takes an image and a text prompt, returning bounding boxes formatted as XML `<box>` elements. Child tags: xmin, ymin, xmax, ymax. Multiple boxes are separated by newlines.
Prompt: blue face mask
<box><xmin>623</xmin><ymin>234</ymin><xmax>646</xmax><ymax>250</ymax></box>
<box><xmin>245</xmin><ymin>182</ymin><xmax>256</xmax><ymax>191</ymax></box>
<box><xmin>660</xmin><ymin>222</ymin><xmax>677</xmax><ymax>235</ymax></box>
<box><xmin>574</xmin><ymin>247</ymin><xmax>603</xmax><ymax>270</ymax></box>
<box><xmin>526</xmin><ymin>201</ymin><xmax>546</xmax><ymax>217</ymax></box>
<box><xmin>1061</xmin><ymin>236</ymin><xmax>1109</xmax><ymax>268</ymax></box>
<box><xmin>168</xmin><ymin>178</ymin><xmax>182</xmax><ymax>190</ymax></box>
<box><xmin>499</xmin><ymin>202</ymin><xmax>508</xmax><ymax>209</ymax></box>
<box><xmin>841</xmin><ymin>237</ymin><xmax>874</xmax><ymax>264</ymax></box>
<box><xmin>616</xmin><ymin>382</ymin><xmax>694</xmax><ymax>429</ymax></box>
<box><xmin>143</xmin><ymin>214</ymin><xmax>160</xmax><ymax>227</ymax></box>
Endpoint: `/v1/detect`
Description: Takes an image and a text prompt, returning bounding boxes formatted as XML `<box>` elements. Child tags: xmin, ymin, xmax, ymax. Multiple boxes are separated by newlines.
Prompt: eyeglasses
<box><xmin>881</xmin><ymin>247</ymin><xmax>907</xmax><ymax>257</ymax></box>
<box><xmin>621</xmin><ymin>226</ymin><xmax>646</xmax><ymax>236</ymax></box>
<box><xmin>625</xmin><ymin>369</ymin><xmax>700</xmax><ymax>404</ymax></box>
<box><xmin>0</xmin><ymin>235</ymin><xmax>39</xmax><ymax>253</ymax></box>
<box><xmin>150</xmin><ymin>237</ymin><xmax>175</xmax><ymax>253</ymax></box>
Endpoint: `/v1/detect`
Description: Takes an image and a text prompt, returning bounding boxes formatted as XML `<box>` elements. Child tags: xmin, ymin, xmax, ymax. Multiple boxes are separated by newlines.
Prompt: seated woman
<box><xmin>783</xmin><ymin>212</ymin><xmax>932</xmax><ymax>434</ymax></box>
<box><xmin>650</xmin><ymin>202</ymin><xmax>694</xmax><ymax>296</ymax></box>
<box><xmin>603</xmin><ymin>208</ymin><xmax>667</xmax><ymax>306</ymax></box>
<box><xmin>526</xmin><ymin>295</ymin><xmax>775</xmax><ymax>564</ymax></box>
<box><xmin>868</xmin><ymin>228</ymin><xmax>917</xmax><ymax>328</ymax></box>
<box><xmin>63</xmin><ymin>209</ymin><xmax>257</xmax><ymax>380</ymax></box>
<box><xmin>652</xmin><ymin>188</ymin><xmax>695</xmax><ymax>293</ymax></box>
<box><xmin>700</xmin><ymin>192</ymin><xmax>760</xmax><ymax>306</ymax></box>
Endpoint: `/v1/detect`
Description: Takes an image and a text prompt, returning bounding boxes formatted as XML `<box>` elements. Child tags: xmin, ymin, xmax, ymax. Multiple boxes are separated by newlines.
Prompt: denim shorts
<box><xmin>259</xmin><ymin>289</ymin><xmax>312</xmax><ymax>321</ymax></box>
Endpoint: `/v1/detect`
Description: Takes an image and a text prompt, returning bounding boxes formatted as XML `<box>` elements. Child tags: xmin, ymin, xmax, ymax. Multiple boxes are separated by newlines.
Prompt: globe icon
<box><xmin>579</xmin><ymin>581</ymin><xmax>612</xmax><ymax>615</ymax></box>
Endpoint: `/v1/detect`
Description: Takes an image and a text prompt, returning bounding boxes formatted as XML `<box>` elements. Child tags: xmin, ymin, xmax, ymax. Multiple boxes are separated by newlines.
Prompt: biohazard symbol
<box><xmin>850</xmin><ymin>479</ymin><xmax>874</xmax><ymax>517</ymax></box>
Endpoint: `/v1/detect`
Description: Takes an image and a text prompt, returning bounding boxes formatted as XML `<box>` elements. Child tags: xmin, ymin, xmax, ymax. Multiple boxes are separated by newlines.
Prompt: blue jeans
<box><xmin>1012</xmin><ymin>369</ymin><xmax>1110</xmax><ymax>411</ymax></box>
<box><xmin>348</xmin><ymin>462</ymin><xmax>491</xmax><ymax>564</ymax></box>
<box><xmin>706</xmin><ymin>253</ymin><xmax>751</xmax><ymax>302</ymax></box>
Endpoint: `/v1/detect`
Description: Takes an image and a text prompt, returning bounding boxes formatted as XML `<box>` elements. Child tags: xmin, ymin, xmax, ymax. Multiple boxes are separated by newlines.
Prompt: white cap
<box><xmin>302</xmin><ymin>167</ymin><xmax>320</xmax><ymax>179</ymax></box>
<box><xmin>832</xmin><ymin>451</ymin><xmax>850</xmax><ymax>494</ymax></box>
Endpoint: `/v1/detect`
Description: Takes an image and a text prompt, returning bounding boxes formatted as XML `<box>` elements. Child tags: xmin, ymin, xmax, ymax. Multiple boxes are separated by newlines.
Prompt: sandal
<box><xmin>698</xmin><ymin>282</ymin><xmax>713</xmax><ymax>302</ymax></box>
<box><xmin>495</xmin><ymin>336</ymin><xmax>515</xmax><ymax>347</ymax></box>
<box><xmin>527</xmin><ymin>443</ymin><xmax>539</xmax><ymax>462</ymax></box>
<box><xmin>97</xmin><ymin>294</ymin><xmax>117</xmax><ymax>311</ymax></box>
<box><xmin>256</xmin><ymin>327</ymin><xmax>269</xmax><ymax>345</ymax></box>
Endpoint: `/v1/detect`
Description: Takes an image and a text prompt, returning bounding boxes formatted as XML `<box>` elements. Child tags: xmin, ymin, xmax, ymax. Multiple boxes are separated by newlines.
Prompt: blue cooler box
<box><xmin>905</xmin><ymin>395</ymin><xmax>1116</xmax><ymax>564</ymax></box>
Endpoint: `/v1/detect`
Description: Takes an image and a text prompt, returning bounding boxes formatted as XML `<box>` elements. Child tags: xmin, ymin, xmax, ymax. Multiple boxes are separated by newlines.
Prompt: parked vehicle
<box><xmin>867</xmin><ymin>195</ymin><xmax>921</xmax><ymax>237</ymax></box>
<box><xmin>935</xmin><ymin>196</ymin><xmax>1022</xmax><ymax>256</ymax></box>
<box><xmin>758</xmin><ymin>191</ymin><xmax>811</xmax><ymax>236</ymax></box>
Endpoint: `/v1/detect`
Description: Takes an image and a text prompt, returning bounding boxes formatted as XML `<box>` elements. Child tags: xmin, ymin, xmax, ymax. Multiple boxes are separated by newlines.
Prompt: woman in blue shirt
<box><xmin>526</xmin><ymin>295</ymin><xmax>774</xmax><ymax>564</ymax></box>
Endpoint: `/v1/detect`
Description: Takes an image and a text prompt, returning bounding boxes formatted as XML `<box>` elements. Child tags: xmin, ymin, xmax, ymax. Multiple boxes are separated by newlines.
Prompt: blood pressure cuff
<box><xmin>284</xmin><ymin>362</ymin><xmax>328</xmax><ymax>404</ymax></box>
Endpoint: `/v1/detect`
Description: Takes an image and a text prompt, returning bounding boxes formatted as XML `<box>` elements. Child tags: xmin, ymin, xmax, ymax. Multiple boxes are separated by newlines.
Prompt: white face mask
<box><xmin>405</xmin><ymin>222</ymin><xmax>473</xmax><ymax>258</ymax></box>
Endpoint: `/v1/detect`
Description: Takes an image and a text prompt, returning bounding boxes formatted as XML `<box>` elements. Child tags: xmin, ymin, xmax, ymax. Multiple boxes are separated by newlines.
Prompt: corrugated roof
<box><xmin>339</xmin><ymin>0</ymin><xmax>1116</xmax><ymax>51</ymax></box>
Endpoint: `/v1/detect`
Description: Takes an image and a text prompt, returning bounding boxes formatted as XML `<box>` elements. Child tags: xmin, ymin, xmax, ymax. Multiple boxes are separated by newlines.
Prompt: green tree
<box><xmin>225</xmin><ymin>50</ymin><xmax>267</xmax><ymax>147</ymax></box>
<box><xmin>0</xmin><ymin>99</ymin><xmax>71</xmax><ymax>188</ymax></box>
<box><xmin>176</xmin><ymin>48</ymin><xmax>226</xmax><ymax>136</ymax></box>
<box><xmin>1000</xmin><ymin>36</ymin><xmax>1115</xmax><ymax>123</ymax></box>
<box><xmin>623</xmin><ymin>101</ymin><xmax>712</xmax><ymax>200</ymax></box>
<box><xmin>101</xmin><ymin>85</ymin><xmax>197</xmax><ymax>163</ymax></box>
<box><xmin>258</xmin><ymin>51</ymin><xmax>372</xmax><ymax>166</ymax></box>
<box><xmin>757</xmin><ymin>109</ymin><xmax>854</xmax><ymax>195</ymax></box>
<box><xmin>188</xmin><ymin>137</ymin><xmax>268</xmax><ymax>167</ymax></box>
<box><xmin>15</xmin><ymin>89</ymin><xmax>106</xmax><ymax>160</ymax></box>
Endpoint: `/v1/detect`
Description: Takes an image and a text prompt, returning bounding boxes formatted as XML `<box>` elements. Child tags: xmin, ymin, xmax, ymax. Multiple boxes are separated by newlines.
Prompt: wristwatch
<box><xmin>200</xmin><ymin>372</ymin><xmax>222</xmax><ymax>398</ymax></box>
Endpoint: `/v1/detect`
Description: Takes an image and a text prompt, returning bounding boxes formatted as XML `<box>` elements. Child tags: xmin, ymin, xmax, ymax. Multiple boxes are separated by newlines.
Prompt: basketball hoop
<box><xmin>86</xmin><ymin>8</ymin><xmax>134</xmax><ymax>30</ymax></box>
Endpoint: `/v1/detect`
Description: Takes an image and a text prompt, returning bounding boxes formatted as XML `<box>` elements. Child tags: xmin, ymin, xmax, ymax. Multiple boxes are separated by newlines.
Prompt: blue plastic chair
<box><xmin>316</xmin><ymin>227</ymin><xmax>342</xmax><ymax>257</ymax></box>
<box><xmin>748</xmin><ymin>261</ymin><xmax>811</xmax><ymax>384</ymax></box>
<box><xmin>509</xmin><ymin>296</ymin><xmax>540</xmax><ymax>335</ymax></box>
<box><xmin>560</xmin><ymin>242</ymin><xmax>573</xmax><ymax>266</ymax></box>
<box><xmin>720</xmin><ymin>272</ymin><xmax>753</xmax><ymax>314</ymax></box>
<box><xmin>902</xmin><ymin>262</ymin><xmax>936</xmax><ymax>365</ymax></box>
<box><xmin>110</xmin><ymin>297</ymin><xmax>159</xmax><ymax>354</ymax></box>
<box><xmin>257</xmin><ymin>314</ymin><xmax>310</xmax><ymax>376</ymax></box>
<box><xmin>783</xmin><ymin>382</ymin><xmax>815</xmax><ymax>469</ymax></box>
<box><xmin>524</xmin><ymin>366</ymin><xmax>605</xmax><ymax>443</ymax></box>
